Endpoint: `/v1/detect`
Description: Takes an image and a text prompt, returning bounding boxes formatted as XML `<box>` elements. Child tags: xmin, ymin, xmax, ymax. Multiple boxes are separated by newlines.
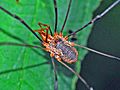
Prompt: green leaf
<box><xmin>0</xmin><ymin>0</ymin><xmax>100</xmax><ymax>90</ymax></box>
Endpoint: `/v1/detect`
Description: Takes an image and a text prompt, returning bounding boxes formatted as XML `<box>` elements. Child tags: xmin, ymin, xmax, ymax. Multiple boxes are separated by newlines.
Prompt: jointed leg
<box><xmin>34</xmin><ymin>22</ymin><xmax>53</xmax><ymax>42</ymax></box>
<box><xmin>53</xmin><ymin>0</ymin><xmax>58</xmax><ymax>33</ymax></box>
<box><xmin>75</xmin><ymin>44</ymin><xmax>120</xmax><ymax>61</ymax></box>
<box><xmin>38</xmin><ymin>22</ymin><xmax>53</xmax><ymax>35</ymax></box>
<box><xmin>68</xmin><ymin>0</ymin><xmax>120</xmax><ymax>37</ymax></box>
<box><xmin>51</xmin><ymin>58</ymin><xmax>58</xmax><ymax>90</ymax></box>
<box><xmin>57</xmin><ymin>59</ymin><xmax>93</xmax><ymax>90</ymax></box>
<box><xmin>60</xmin><ymin>0</ymin><xmax>72</xmax><ymax>33</ymax></box>
<box><xmin>0</xmin><ymin>6</ymin><xmax>42</xmax><ymax>42</ymax></box>
<box><xmin>0</xmin><ymin>60</ymin><xmax>49</xmax><ymax>75</ymax></box>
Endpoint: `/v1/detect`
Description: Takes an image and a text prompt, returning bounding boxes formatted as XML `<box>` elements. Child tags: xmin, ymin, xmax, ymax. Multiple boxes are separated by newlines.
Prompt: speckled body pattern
<box><xmin>42</xmin><ymin>32</ymin><xmax>78</xmax><ymax>64</ymax></box>
<box><xmin>55</xmin><ymin>39</ymin><xmax>78</xmax><ymax>63</ymax></box>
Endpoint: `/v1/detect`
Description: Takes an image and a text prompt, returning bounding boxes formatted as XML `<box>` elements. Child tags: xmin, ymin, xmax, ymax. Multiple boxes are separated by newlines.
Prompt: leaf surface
<box><xmin>0</xmin><ymin>0</ymin><xmax>100</xmax><ymax>90</ymax></box>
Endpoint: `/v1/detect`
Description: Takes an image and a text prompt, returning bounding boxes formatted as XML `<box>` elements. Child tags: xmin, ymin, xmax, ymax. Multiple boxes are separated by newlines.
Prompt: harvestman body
<box><xmin>34</xmin><ymin>24</ymin><xmax>78</xmax><ymax>64</ymax></box>
<box><xmin>0</xmin><ymin>0</ymin><xmax>120</xmax><ymax>90</ymax></box>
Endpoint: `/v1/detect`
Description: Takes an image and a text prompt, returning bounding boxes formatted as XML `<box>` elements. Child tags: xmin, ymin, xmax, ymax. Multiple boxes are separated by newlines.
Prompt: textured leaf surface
<box><xmin>0</xmin><ymin>0</ymin><xmax>100</xmax><ymax>90</ymax></box>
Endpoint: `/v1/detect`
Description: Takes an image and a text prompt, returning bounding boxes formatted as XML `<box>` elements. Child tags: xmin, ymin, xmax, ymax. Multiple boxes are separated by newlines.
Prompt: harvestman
<box><xmin>0</xmin><ymin>0</ymin><xmax>120</xmax><ymax>90</ymax></box>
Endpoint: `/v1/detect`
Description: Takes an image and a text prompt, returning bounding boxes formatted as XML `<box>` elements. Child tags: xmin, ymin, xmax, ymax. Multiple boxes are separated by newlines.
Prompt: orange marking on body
<box><xmin>34</xmin><ymin>22</ymin><xmax>78</xmax><ymax>64</ymax></box>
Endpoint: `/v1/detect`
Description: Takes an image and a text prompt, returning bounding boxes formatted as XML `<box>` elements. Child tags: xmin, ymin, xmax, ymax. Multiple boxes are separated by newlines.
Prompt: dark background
<box><xmin>77</xmin><ymin>0</ymin><xmax>120</xmax><ymax>90</ymax></box>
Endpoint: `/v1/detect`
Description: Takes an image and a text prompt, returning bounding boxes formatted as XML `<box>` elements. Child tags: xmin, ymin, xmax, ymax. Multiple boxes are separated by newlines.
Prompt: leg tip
<box><xmin>90</xmin><ymin>87</ymin><xmax>94</xmax><ymax>90</ymax></box>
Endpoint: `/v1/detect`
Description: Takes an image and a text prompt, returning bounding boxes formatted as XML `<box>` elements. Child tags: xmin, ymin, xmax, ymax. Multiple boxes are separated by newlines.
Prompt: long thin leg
<box><xmin>0</xmin><ymin>42</ymin><xmax>43</xmax><ymax>49</ymax></box>
<box><xmin>57</xmin><ymin>60</ymin><xmax>93</xmax><ymax>90</ymax></box>
<box><xmin>0</xmin><ymin>61</ymin><xmax>49</xmax><ymax>75</ymax></box>
<box><xmin>0</xmin><ymin>27</ymin><xmax>26</xmax><ymax>43</ymax></box>
<box><xmin>53</xmin><ymin>0</ymin><xmax>58</xmax><ymax>33</ymax></box>
<box><xmin>51</xmin><ymin>58</ymin><xmax>58</xmax><ymax>90</ymax></box>
<box><xmin>68</xmin><ymin>0</ymin><xmax>120</xmax><ymax>37</ymax></box>
<box><xmin>0</xmin><ymin>43</ymin><xmax>57</xmax><ymax>89</ymax></box>
<box><xmin>0</xmin><ymin>27</ymin><xmax>48</xmax><ymax>58</ymax></box>
<box><xmin>75</xmin><ymin>44</ymin><xmax>120</xmax><ymax>61</ymax></box>
<box><xmin>0</xmin><ymin>6</ymin><xmax>42</xmax><ymax>42</ymax></box>
<box><xmin>0</xmin><ymin>43</ymin><xmax>92</xmax><ymax>90</ymax></box>
<box><xmin>60</xmin><ymin>0</ymin><xmax>72</xmax><ymax>33</ymax></box>
<box><xmin>0</xmin><ymin>41</ymin><xmax>50</xmax><ymax>60</ymax></box>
